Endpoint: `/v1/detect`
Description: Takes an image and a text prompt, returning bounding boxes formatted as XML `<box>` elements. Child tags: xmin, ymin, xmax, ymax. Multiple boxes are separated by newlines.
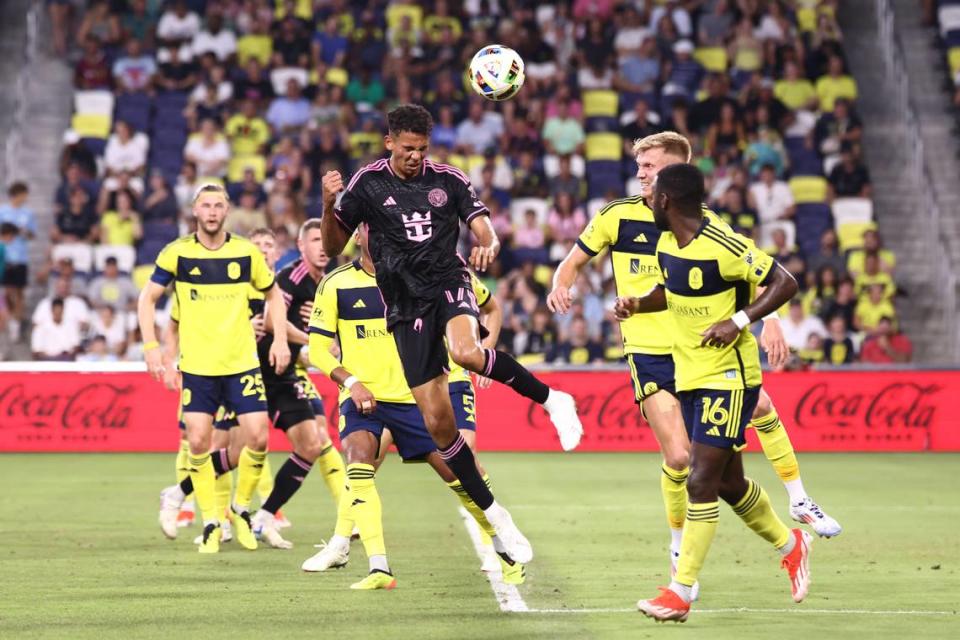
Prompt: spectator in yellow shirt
<box><xmin>847</xmin><ymin>228</ymin><xmax>895</xmax><ymax>277</ymax></box>
<box><xmin>854</xmin><ymin>283</ymin><xmax>897</xmax><ymax>334</ymax></box>
<box><xmin>225</xmin><ymin>99</ymin><xmax>270</xmax><ymax>157</ymax></box>
<box><xmin>100</xmin><ymin>190</ymin><xmax>143</xmax><ymax>247</ymax></box>
<box><xmin>236</xmin><ymin>16</ymin><xmax>272</xmax><ymax>66</ymax></box>
<box><xmin>816</xmin><ymin>55</ymin><xmax>858</xmax><ymax>111</ymax></box>
<box><xmin>423</xmin><ymin>0</ymin><xmax>461</xmax><ymax>43</ymax></box>
<box><xmin>854</xmin><ymin>252</ymin><xmax>896</xmax><ymax>300</ymax></box>
<box><xmin>774</xmin><ymin>61</ymin><xmax>818</xmax><ymax>111</ymax></box>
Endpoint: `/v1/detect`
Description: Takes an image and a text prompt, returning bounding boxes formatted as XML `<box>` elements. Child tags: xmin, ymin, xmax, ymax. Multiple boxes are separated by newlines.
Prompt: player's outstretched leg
<box><xmin>446</xmin><ymin>315</ymin><xmax>583</xmax><ymax>450</ymax></box>
<box><xmin>719</xmin><ymin>453</ymin><xmax>813</xmax><ymax>603</ymax></box>
<box><xmin>751</xmin><ymin>391</ymin><xmax>841</xmax><ymax>538</ymax></box>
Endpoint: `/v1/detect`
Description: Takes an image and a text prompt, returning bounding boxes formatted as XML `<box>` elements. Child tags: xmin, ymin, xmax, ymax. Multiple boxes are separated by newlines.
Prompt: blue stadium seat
<box><xmin>584</xmin><ymin>116</ymin><xmax>619</xmax><ymax>134</ymax></box>
<box><xmin>154</xmin><ymin>91</ymin><xmax>189</xmax><ymax>112</ymax></box>
<box><xmin>794</xmin><ymin>203</ymin><xmax>833</xmax><ymax>257</ymax></box>
<box><xmin>586</xmin><ymin>160</ymin><xmax>624</xmax><ymax>199</ymax></box>
<box><xmin>788</xmin><ymin>146</ymin><xmax>823</xmax><ymax>176</ymax></box>
<box><xmin>142</xmin><ymin>221</ymin><xmax>179</xmax><ymax>244</ymax></box>
<box><xmin>80</xmin><ymin>137</ymin><xmax>107</xmax><ymax>156</ymax></box>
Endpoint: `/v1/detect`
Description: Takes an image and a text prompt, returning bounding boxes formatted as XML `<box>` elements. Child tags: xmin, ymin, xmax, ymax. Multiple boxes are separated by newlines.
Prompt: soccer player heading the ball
<box><xmin>318</xmin><ymin>104</ymin><xmax>584</xmax><ymax>565</ymax></box>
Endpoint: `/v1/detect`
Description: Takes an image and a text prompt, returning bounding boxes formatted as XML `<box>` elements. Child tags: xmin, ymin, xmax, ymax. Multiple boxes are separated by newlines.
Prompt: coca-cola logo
<box><xmin>525</xmin><ymin>382</ymin><xmax>653</xmax><ymax>442</ymax></box>
<box><xmin>794</xmin><ymin>382</ymin><xmax>940</xmax><ymax>431</ymax></box>
<box><xmin>0</xmin><ymin>382</ymin><xmax>135</xmax><ymax>431</ymax></box>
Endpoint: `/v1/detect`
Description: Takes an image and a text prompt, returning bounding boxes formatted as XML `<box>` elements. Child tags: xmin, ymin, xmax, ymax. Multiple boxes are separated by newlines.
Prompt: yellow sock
<box><xmin>674</xmin><ymin>501</ymin><xmax>719</xmax><ymax>586</ymax></box>
<box><xmin>752</xmin><ymin>410</ymin><xmax>800</xmax><ymax>483</ymax></box>
<box><xmin>257</xmin><ymin>455</ymin><xmax>274</xmax><ymax>504</ymax></box>
<box><xmin>187</xmin><ymin>452</ymin><xmax>218</xmax><ymax>524</ymax></box>
<box><xmin>448</xmin><ymin>478</ymin><xmax>496</xmax><ymax>544</ymax></box>
<box><xmin>175</xmin><ymin>440</ymin><xmax>192</xmax><ymax>500</ymax></box>
<box><xmin>316</xmin><ymin>444</ymin><xmax>346</xmax><ymax>505</ymax></box>
<box><xmin>661</xmin><ymin>464</ymin><xmax>689</xmax><ymax>531</ymax></box>
<box><xmin>333</xmin><ymin>480</ymin><xmax>354</xmax><ymax>538</ymax></box>
<box><xmin>234</xmin><ymin>447</ymin><xmax>268</xmax><ymax>511</ymax></box>
<box><xmin>214</xmin><ymin>469</ymin><xmax>233</xmax><ymax>520</ymax></box>
<box><xmin>346</xmin><ymin>463</ymin><xmax>385</xmax><ymax>557</ymax></box>
<box><xmin>731</xmin><ymin>478</ymin><xmax>792</xmax><ymax>549</ymax></box>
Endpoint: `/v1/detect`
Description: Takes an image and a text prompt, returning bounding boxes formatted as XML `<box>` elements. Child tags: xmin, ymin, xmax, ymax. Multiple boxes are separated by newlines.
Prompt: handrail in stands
<box><xmin>2</xmin><ymin>2</ymin><xmax>38</xmax><ymax>185</ymax></box>
<box><xmin>875</xmin><ymin>0</ymin><xmax>960</xmax><ymax>362</ymax></box>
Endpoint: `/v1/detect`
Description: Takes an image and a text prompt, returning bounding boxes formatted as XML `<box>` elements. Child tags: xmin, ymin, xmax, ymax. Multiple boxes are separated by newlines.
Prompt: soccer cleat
<box><xmin>790</xmin><ymin>498</ymin><xmax>842</xmax><ymax>538</ymax></box>
<box><xmin>274</xmin><ymin>509</ymin><xmax>292</xmax><ymax>529</ymax></box>
<box><xmin>544</xmin><ymin>390</ymin><xmax>583</xmax><ymax>451</ymax></box>
<box><xmin>198</xmin><ymin>523</ymin><xmax>221</xmax><ymax>554</ymax></box>
<box><xmin>193</xmin><ymin>519</ymin><xmax>232</xmax><ymax>545</ymax></box>
<box><xmin>176</xmin><ymin>502</ymin><xmax>195</xmax><ymax>528</ymax></box>
<box><xmin>230</xmin><ymin>508</ymin><xmax>258</xmax><ymax>550</ymax></box>
<box><xmin>669</xmin><ymin>548</ymin><xmax>700</xmax><ymax>602</ymax></box>
<box><xmin>781</xmin><ymin>529</ymin><xmax>813</xmax><ymax>603</ymax></box>
<box><xmin>637</xmin><ymin>587</ymin><xmax>690</xmax><ymax>623</ymax></box>
<box><xmin>252</xmin><ymin>510</ymin><xmax>292</xmax><ymax>549</ymax></box>
<box><xmin>159</xmin><ymin>485</ymin><xmax>185</xmax><ymax>540</ymax></box>
<box><xmin>485</xmin><ymin>504</ymin><xmax>533</xmax><ymax>564</ymax></box>
<box><xmin>301</xmin><ymin>539</ymin><xmax>350</xmax><ymax>572</ymax></box>
<box><xmin>350</xmin><ymin>570</ymin><xmax>397</xmax><ymax>590</ymax></box>
<box><xmin>498</xmin><ymin>553</ymin><xmax>525</xmax><ymax>585</ymax></box>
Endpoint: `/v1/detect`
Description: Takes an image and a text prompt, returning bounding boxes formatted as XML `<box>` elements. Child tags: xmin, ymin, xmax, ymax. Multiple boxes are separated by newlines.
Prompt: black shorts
<box><xmin>1</xmin><ymin>264</ymin><xmax>27</xmax><ymax>288</ymax></box>
<box><xmin>266</xmin><ymin>378</ymin><xmax>315</xmax><ymax>431</ymax></box>
<box><xmin>392</xmin><ymin>286</ymin><xmax>485</xmax><ymax>389</ymax></box>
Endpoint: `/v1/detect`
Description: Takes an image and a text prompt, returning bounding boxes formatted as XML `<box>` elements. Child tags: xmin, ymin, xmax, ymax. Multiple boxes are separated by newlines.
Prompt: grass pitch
<box><xmin>1</xmin><ymin>452</ymin><xmax>958</xmax><ymax>639</ymax></box>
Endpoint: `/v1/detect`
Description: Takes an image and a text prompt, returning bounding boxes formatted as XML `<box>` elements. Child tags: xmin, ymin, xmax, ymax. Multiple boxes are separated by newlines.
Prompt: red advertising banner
<box><xmin>0</xmin><ymin>369</ymin><xmax>956</xmax><ymax>452</ymax></box>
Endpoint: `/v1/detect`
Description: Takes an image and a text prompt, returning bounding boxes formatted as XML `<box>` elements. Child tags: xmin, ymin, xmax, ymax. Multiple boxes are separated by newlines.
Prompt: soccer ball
<box><xmin>469</xmin><ymin>45</ymin><xmax>525</xmax><ymax>101</ymax></box>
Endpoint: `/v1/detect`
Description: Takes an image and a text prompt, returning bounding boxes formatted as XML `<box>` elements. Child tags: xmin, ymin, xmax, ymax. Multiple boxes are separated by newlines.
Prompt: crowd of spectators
<box><xmin>4</xmin><ymin>0</ymin><xmax>912</xmax><ymax>365</ymax></box>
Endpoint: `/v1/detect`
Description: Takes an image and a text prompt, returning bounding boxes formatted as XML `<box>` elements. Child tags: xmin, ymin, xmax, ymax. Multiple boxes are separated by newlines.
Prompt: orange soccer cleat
<box><xmin>781</xmin><ymin>528</ymin><xmax>814</xmax><ymax>603</ymax></box>
<box><xmin>636</xmin><ymin>587</ymin><xmax>690</xmax><ymax>623</ymax></box>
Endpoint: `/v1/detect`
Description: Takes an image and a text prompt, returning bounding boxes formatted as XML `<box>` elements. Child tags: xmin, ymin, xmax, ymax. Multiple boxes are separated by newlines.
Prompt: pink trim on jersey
<box><xmin>346</xmin><ymin>158</ymin><xmax>389</xmax><ymax>192</ymax></box>
<box><xmin>465</xmin><ymin>208</ymin><xmax>488</xmax><ymax>224</ymax></box>
<box><xmin>290</xmin><ymin>262</ymin><xmax>309</xmax><ymax>284</ymax></box>
<box><xmin>457</xmin><ymin>287</ymin><xmax>464</xmax><ymax>301</ymax></box>
<box><xmin>445</xmin><ymin>290</ymin><xmax>455</xmax><ymax>303</ymax></box>
<box><xmin>424</xmin><ymin>159</ymin><xmax>470</xmax><ymax>184</ymax></box>
<box><xmin>385</xmin><ymin>157</ymin><xmax>397</xmax><ymax>178</ymax></box>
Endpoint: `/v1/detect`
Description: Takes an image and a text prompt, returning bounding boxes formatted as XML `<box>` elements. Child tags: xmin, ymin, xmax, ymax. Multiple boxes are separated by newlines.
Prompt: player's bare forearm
<box><xmin>469</xmin><ymin>215</ymin><xmax>499</xmax><ymax>254</ymax></box>
<box><xmin>320</xmin><ymin>208</ymin><xmax>349</xmax><ymax>257</ymax></box>
<box><xmin>136</xmin><ymin>281</ymin><xmax>165</xmax><ymax>345</ymax></box>
<box><xmin>161</xmin><ymin>318</ymin><xmax>179</xmax><ymax>364</ymax></box>
<box><xmin>742</xmin><ymin>265</ymin><xmax>798</xmax><ymax>323</ymax></box>
<box><xmin>615</xmin><ymin>285</ymin><xmax>667</xmax><ymax>319</ymax></box>
<box><xmin>265</xmin><ymin>286</ymin><xmax>289</xmax><ymax>343</ymax></box>
<box><xmin>308</xmin><ymin>332</ymin><xmax>342</xmax><ymax>376</ymax></box>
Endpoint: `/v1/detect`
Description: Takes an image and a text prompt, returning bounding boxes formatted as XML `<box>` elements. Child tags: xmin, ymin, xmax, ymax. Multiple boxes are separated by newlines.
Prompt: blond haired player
<box><xmin>548</xmin><ymin>132</ymin><xmax>840</xmax><ymax>593</ymax></box>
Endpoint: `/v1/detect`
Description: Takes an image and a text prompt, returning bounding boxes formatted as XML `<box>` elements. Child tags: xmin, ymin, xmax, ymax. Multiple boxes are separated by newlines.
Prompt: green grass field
<box><xmin>2</xmin><ymin>453</ymin><xmax>958</xmax><ymax>639</ymax></box>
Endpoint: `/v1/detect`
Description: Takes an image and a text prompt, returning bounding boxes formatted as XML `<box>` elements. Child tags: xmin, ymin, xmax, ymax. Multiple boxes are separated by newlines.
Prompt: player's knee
<box><xmin>187</xmin><ymin>433</ymin><xmax>211</xmax><ymax>456</ymax></box>
<box><xmin>662</xmin><ymin>448</ymin><xmax>690</xmax><ymax>471</ymax></box>
<box><xmin>246</xmin><ymin>429</ymin><xmax>269</xmax><ymax>452</ymax></box>
<box><xmin>686</xmin><ymin>468</ymin><xmax>714</xmax><ymax>503</ymax></box>
<box><xmin>449</xmin><ymin>342</ymin><xmax>486</xmax><ymax>373</ymax></box>
<box><xmin>753</xmin><ymin>391</ymin><xmax>773</xmax><ymax>420</ymax></box>
<box><xmin>299</xmin><ymin>439</ymin><xmax>324</xmax><ymax>462</ymax></box>
<box><xmin>719</xmin><ymin>477</ymin><xmax>749</xmax><ymax>505</ymax></box>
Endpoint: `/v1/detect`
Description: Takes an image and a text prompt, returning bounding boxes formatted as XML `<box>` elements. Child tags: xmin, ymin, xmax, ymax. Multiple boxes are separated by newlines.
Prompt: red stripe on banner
<box><xmin>0</xmin><ymin>370</ymin><xmax>956</xmax><ymax>452</ymax></box>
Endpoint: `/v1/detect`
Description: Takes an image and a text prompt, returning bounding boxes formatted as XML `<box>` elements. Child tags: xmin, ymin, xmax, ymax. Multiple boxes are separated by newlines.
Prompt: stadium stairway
<box><xmin>2</xmin><ymin>1</ymin><xmax>73</xmax><ymax>359</ymax></box>
<box><xmin>841</xmin><ymin>0</ymin><xmax>960</xmax><ymax>363</ymax></box>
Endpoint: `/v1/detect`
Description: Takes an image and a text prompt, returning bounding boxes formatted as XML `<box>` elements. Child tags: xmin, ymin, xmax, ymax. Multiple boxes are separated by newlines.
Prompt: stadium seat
<box><xmin>832</xmin><ymin>197</ymin><xmax>874</xmax><ymax>226</ymax></box>
<box><xmin>141</xmin><ymin>221</ymin><xmax>179</xmax><ymax>244</ymax></box>
<box><xmin>693</xmin><ymin>47</ymin><xmax>728</xmax><ymax>72</ymax></box>
<box><xmin>787</xmin><ymin>146</ymin><xmax>823</xmax><ymax>176</ymax></box>
<box><xmin>838</xmin><ymin>221</ymin><xmax>878</xmax><ymax>252</ymax></box>
<box><xmin>227</xmin><ymin>155</ymin><xmax>266</xmax><ymax>182</ymax></box>
<box><xmin>582</xmin><ymin>90</ymin><xmax>619</xmax><ymax>118</ymax></box>
<box><xmin>270</xmin><ymin>67</ymin><xmax>310</xmax><ymax>95</ymax></box>
<box><xmin>796</xmin><ymin>7</ymin><xmax>817</xmax><ymax>32</ymax></box>
<box><xmin>939</xmin><ymin>6</ymin><xmax>960</xmax><ymax>36</ymax></box>
<box><xmin>81</xmin><ymin>137</ymin><xmax>108</xmax><ymax>157</ymax></box>
<box><xmin>543</xmin><ymin>154</ymin><xmax>585</xmax><ymax>178</ymax></box>
<box><xmin>94</xmin><ymin>245</ymin><xmax>136</xmax><ymax>274</ymax></box>
<box><xmin>586</xmin><ymin>160</ymin><xmax>624</xmax><ymax>199</ymax></box>
<box><xmin>789</xmin><ymin>176</ymin><xmax>828</xmax><ymax>203</ymax></box>
<box><xmin>74</xmin><ymin>90</ymin><xmax>115</xmax><ymax>118</ymax></box>
<box><xmin>154</xmin><ymin>91</ymin><xmax>189</xmax><ymax>112</ymax></box>
<box><xmin>115</xmin><ymin>92</ymin><xmax>151</xmax><ymax>132</ymax></box>
<box><xmin>52</xmin><ymin>243</ymin><xmax>95</xmax><ymax>274</ymax></box>
<box><xmin>584</xmin><ymin>116</ymin><xmax>619</xmax><ymax>134</ymax></box>
<box><xmin>585</xmin><ymin>133</ymin><xmax>622</xmax><ymax>161</ymax></box>
<box><xmin>71</xmin><ymin>113</ymin><xmax>111</xmax><ymax>140</ymax></box>
<box><xmin>794</xmin><ymin>203</ymin><xmax>833</xmax><ymax>257</ymax></box>
<box><xmin>509</xmin><ymin>197</ymin><xmax>549</xmax><ymax>226</ymax></box>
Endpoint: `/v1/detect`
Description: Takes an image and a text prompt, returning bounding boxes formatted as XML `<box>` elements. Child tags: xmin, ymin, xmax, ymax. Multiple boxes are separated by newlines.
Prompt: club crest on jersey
<box><xmin>428</xmin><ymin>188</ymin><xmax>448</xmax><ymax>207</ymax></box>
<box><xmin>402</xmin><ymin>211</ymin><xmax>433</xmax><ymax>242</ymax></box>
<box><xmin>688</xmin><ymin>267</ymin><xmax>703</xmax><ymax>290</ymax></box>
<box><xmin>228</xmin><ymin>261</ymin><xmax>241</xmax><ymax>280</ymax></box>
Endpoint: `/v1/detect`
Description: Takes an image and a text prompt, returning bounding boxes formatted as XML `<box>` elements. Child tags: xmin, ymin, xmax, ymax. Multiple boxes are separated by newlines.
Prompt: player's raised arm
<box><xmin>320</xmin><ymin>170</ymin><xmax>352</xmax><ymax>257</ymax></box>
<box><xmin>467</xmin><ymin>214</ymin><xmax>500</xmax><ymax>272</ymax></box>
<box><xmin>614</xmin><ymin>285</ymin><xmax>668</xmax><ymax>319</ymax></box>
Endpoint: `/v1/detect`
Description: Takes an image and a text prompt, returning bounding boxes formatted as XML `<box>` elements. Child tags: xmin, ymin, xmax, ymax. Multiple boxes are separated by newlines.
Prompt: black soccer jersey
<box><xmin>333</xmin><ymin>158</ymin><xmax>489</xmax><ymax>327</ymax></box>
<box><xmin>256</xmin><ymin>258</ymin><xmax>320</xmax><ymax>382</ymax></box>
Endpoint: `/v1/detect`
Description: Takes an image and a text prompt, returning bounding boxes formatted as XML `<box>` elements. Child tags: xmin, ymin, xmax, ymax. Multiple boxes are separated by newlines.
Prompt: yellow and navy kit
<box><xmin>152</xmin><ymin>233</ymin><xmax>274</xmax><ymax>376</ymax></box>
<box><xmin>655</xmin><ymin>216</ymin><xmax>775</xmax><ymax>392</ymax></box>
<box><xmin>577</xmin><ymin>196</ymin><xmax>673</xmax><ymax>355</ymax></box>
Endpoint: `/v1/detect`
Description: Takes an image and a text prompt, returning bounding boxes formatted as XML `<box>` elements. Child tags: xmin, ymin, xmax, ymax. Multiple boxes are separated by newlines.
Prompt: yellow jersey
<box><xmin>655</xmin><ymin>217</ymin><xmax>775</xmax><ymax>391</ymax></box>
<box><xmin>577</xmin><ymin>196</ymin><xmax>672</xmax><ymax>355</ymax></box>
<box><xmin>151</xmin><ymin>233</ymin><xmax>274</xmax><ymax>376</ymax></box>
<box><xmin>309</xmin><ymin>262</ymin><xmax>492</xmax><ymax>403</ymax></box>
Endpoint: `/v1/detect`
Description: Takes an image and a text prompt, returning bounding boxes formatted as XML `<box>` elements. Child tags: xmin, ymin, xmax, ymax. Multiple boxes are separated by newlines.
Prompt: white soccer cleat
<box><xmin>159</xmin><ymin>485</ymin><xmax>185</xmax><ymax>540</ymax></box>
<box><xmin>670</xmin><ymin>548</ymin><xmax>700</xmax><ymax>602</ymax></box>
<box><xmin>253</xmin><ymin>510</ymin><xmax>293</xmax><ymax>549</ymax></box>
<box><xmin>480</xmin><ymin>546</ymin><xmax>500</xmax><ymax>573</ymax></box>
<box><xmin>790</xmin><ymin>498</ymin><xmax>842</xmax><ymax>538</ymax></box>
<box><xmin>301</xmin><ymin>539</ymin><xmax>350</xmax><ymax>572</ymax></box>
<box><xmin>484</xmin><ymin>503</ymin><xmax>533</xmax><ymax>564</ymax></box>
<box><xmin>274</xmin><ymin>509</ymin><xmax>292</xmax><ymax>529</ymax></box>
<box><xmin>544</xmin><ymin>390</ymin><xmax>583</xmax><ymax>451</ymax></box>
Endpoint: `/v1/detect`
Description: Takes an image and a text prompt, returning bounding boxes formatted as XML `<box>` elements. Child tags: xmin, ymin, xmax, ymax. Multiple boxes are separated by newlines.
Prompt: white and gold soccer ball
<box><xmin>468</xmin><ymin>45</ymin><xmax>525</xmax><ymax>101</ymax></box>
